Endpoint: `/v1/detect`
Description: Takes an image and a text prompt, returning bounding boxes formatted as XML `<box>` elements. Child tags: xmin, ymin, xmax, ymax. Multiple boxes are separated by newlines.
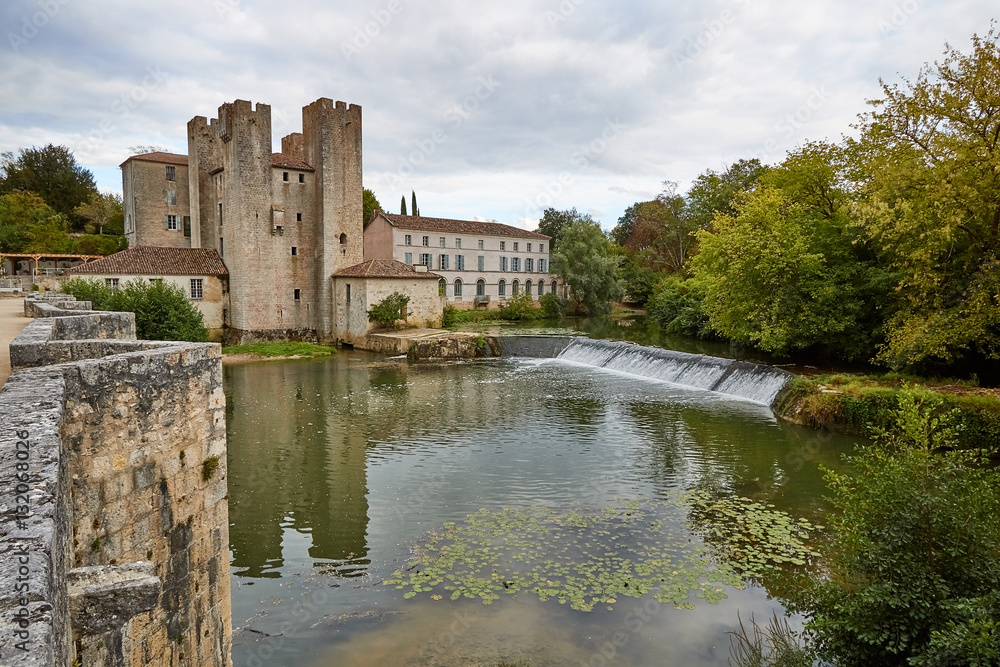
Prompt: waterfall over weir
<box><xmin>550</xmin><ymin>338</ymin><xmax>794</xmax><ymax>407</ymax></box>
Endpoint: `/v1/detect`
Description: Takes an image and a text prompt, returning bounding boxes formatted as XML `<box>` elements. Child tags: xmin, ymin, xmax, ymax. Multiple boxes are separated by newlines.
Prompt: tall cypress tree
<box><xmin>412</xmin><ymin>190</ymin><xmax>419</xmax><ymax>217</ymax></box>
<box><xmin>400</xmin><ymin>195</ymin><xmax>407</xmax><ymax>216</ymax></box>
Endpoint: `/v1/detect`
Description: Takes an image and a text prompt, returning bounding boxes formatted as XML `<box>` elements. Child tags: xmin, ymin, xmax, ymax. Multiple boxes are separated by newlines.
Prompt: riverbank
<box><xmin>221</xmin><ymin>341</ymin><xmax>337</xmax><ymax>363</ymax></box>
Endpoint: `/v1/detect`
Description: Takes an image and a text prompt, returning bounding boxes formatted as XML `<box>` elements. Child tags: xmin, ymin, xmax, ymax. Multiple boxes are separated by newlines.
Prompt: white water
<box><xmin>555</xmin><ymin>338</ymin><xmax>793</xmax><ymax>406</ymax></box>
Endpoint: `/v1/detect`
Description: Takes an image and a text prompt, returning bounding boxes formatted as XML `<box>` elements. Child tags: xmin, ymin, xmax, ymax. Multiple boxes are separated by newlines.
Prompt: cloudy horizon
<box><xmin>1</xmin><ymin>0</ymin><xmax>995</xmax><ymax>230</ymax></box>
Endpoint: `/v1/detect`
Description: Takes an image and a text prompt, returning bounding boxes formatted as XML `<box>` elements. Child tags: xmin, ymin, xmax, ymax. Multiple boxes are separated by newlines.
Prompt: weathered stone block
<box><xmin>68</xmin><ymin>563</ymin><xmax>161</xmax><ymax>635</ymax></box>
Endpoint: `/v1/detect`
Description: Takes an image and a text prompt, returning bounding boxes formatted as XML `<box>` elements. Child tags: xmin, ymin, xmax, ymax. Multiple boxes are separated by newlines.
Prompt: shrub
<box><xmin>497</xmin><ymin>292</ymin><xmax>538</xmax><ymax>321</ymax></box>
<box><xmin>647</xmin><ymin>276</ymin><xmax>714</xmax><ymax>339</ymax></box>
<box><xmin>539</xmin><ymin>292</ymin><xmax>568</xmax><ymax>318</ymax></box>
<box><xmin>368</xmin><ymin>291</ymin><xmax>410</xmax><ymax>328</ymax></box>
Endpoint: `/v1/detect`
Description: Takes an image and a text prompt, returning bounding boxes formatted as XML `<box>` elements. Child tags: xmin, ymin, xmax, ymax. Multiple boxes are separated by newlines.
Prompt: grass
<box><xmin>221</xmin><ymin>341</ymin><xmax>337</xmax><ymax>358</ymax></box>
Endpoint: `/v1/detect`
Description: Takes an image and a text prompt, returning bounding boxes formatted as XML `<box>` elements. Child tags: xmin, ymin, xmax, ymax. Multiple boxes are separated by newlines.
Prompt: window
<box><xmin>294</xmin><ymin>288</ymin><xmax>301</xmax><ymax>301</ymax></box>
<box><xmin>346</xmin><ymin>284</ymin><xmax>351</xmax><ymax>303</ymax></box>
<box><xmin>551</xmin><ymin>280</ymin><xmax>558</xmax><ymax>295</ymax></box>
<box><xmin>190</xmin><ymin>279</ymin><xmax>203</xmax><ymax>299</ymax></box>
<box><xmin>501</xmin><ymin>257</ymin><xmax>509</xmax><ymax>272</ymax></box>
<box><xmin>439</xmin><ymin>237</ymin><xmax>445</xmax><ymax>248</ymax></box>
<box><xmin>148</xmin><ymin>278</ymin><xmax>162</xmax><ymax>284</ymax></box>
<box><xmin>166</xmin><ymin>215</ymin><xmax>179</xmax><ymax>230</ymax></box>
<box><xmin>283</xmin><ymin>171</ymin><xmax>289</xmax><ymax>182</ymax></box>
<box><xmin>404</xmin><ymin>252</ymin><xmax>413</xmax><ymax>265</ymax></box>
<box><xmin>422</xmin><ymin>236</ymin><xmax>429</xmax><ymax>247</ymax></box>
<box><xmin>419</xmin><ymin>253</ymin><xmax>430</xmax><ymax>266</ymax></box>
<box><xmin>498</xmin><ymin>279</ymin><xmax>506</xmax><ymax>297</ymax></box>
<box><xmin>514</xmin><ymin>242</ymin><xmax>519</xmax><ymax>252</ymax></box>
<box><xmin>456</xmin><ymin>255</ymin><xmax>465</xmax><ymax>271</ymax></box>
<box><xmin>477</xmin><ymin>255</ymin><xmax>484</xmax><ymax>272</ymax></box>
<box><xmin>478</xmin><ymin>239</ymin><xmax>484</xmax><ymax>250</ymax></box>
<box><xmin>166</xmin><ymin>165</ymin><xmax>176</xmax><ymax>181</ymax></box>
<box><xmin>219</xmin><ymin>237</ymin><xmax>224</xmax><ymax>257</ymax></box>
<box><xmin>526</xmin><ymin>258</ymin><xmax>534</xmax><ymax>272</ymax></box>
<box><xmin>527</xmin><ymin>243</ymin><xmax>532</xmax><ymax>252</ymax></box>
<box><xmin>340</xmin><ymin>233</ymin><xmax>347</xmax><ymax>245</ymax></box>
<box><xmin>538</xmin><ymin>280</ymin><xmax>544</xmax><ymax>296</ymax></box>
<box><xmin>291</xmin><ymin>246</ymin><xmax>298</xmax><ymax>256</ymax></box>
<box><xmin>526</xmin><ymin>280</ymin><xmax>533</xmax><ymax>297</ymax></box>
<box><xmin>438</xmin><ymin>278</ymin><xmax>446</xmax><ymax>296</ymax></box>
<box><xmin>454</xmin><ymin>279</ymin><xmax>463</xmax><ymax>297</ymax></box>
<box><xmin>540</xmin><ymin>244</ymin><xmax>545</xmax><ymax>253</ymax></box>
<box><xmin>218</xmin><ymin>203</ymin><xmax>223</xmax><ymax>226</ymax></box>
<box><xmin>512</xmin><ymin>280</ymin><xmax>520</xmax><ymax>295</ymax></box>
<box><xmin>512</xmin><ymin>257</ymin><xmax>521</xmax><ymax>272</ymax></box>
<box><xmin>296</xmin><ymin>212</ymin><xmax>302</xmax><ymax>222</ymax></box>
<box><xmin>106</xmin><ymin>278</ymin><xmax>119</xmax><ymax>291</ymax></box>
<box><xmin>476</xmin><ymin>279</ymin><xmax>485</xmax><ymax>296</ymax></box>
<box><xmin>455</xmin><ymin>238</ymin><xmax>462</xmax><ymax>249</ymax></box>
<box><xmin>439</xmin><ymin>254</ymin><xmax>449</xmax><ymax>270</ymax></box>
<box><xmin>298</xmin><ymin>173</ymin><xmax>305</xmax><ymax>183</ymax></box>
<box><xmin>500</xmin><ymin>241</ymin><xmax>506</xmax><ymax>251</ymax></box>
<box><xmin>167</xmin><ymin>190</ymin><xmax>177</xmax><ymax>206</ymax></box>
<box><xmin>539</xmin><ymin>259</ymin><xmax>547</xmax><ymax>273</ymax></box>
<box><xmin>405</xmin><ymin>234</ymin><xmax>412</xmax><ymax>246</ymax></box>
<box><xmin>126</xmin><ymin>214</ymin><xmax>132</xmax><ymax>233</ymax></box>
<box><xmin>183</xmin><ymin>216</ymin><xmax>191</xmax><ymax>237</ymax></box>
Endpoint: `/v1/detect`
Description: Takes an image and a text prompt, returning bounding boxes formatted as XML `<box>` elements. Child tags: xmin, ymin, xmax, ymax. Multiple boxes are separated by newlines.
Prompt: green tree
<box><xmin>610</xmin><ymin>202</ymin><xmax>641</xmax><ymax>247</ymax></box>
<box><xmin>411</xmin><ymin>190</ymin><xmax>419</xmax><ymax>217</ymax></box>
<box><xmin>625</xmin><ymin>184</ymin><xmax>697</xmax><ymax>274</ymax></box>
<box><xmin>686</xmin><ymin>158</ymin><xmax>769</xmax><ymax>230</ymax></box>
<box><xmin>74</xmin><ymin>191</ymin><xmax>123</xmax><ymax>235</ymax></box>
<box><xmin>851</xmin><ymin>30</ymin><xmax>1000</xmax><ymax>369</ymax></box>
<box><xmin>551</xmin><ymin>218</ymin><xmax>623</xmax><ymax>316</ymax></box>
<box><xmin>536</xmin><ymin>207</ymin><xmax>594</xmax><ymax>250</ymax></box>
<box><xmin>363</xmin><ymin>188</ymin><xmax>381</xmax><ymax>228</ymax></box>
<box><xmin>0</xmin><ymin>190</ymin><xmax>74</xmax><ymax>253</ymax></box>
<box><xmin>803</xmin><ymin>391</ymin><xmax>1000</xmax><ymax>666</ymax></box>
<box><xmin>400</xmin><ymin>195</ymin><xmax>408</xmax><ymax>216</ymax></box>
<box><xmin>0</xmin><ymin>144</ymin><xmax>97</xmax><ymax>226</ymax></box>
<box><xmin>62</xmin><ymin>277</ymin><xmax>209</xmax><ymax>342</ymax></box>
<box><xmin>368</xmin><ymin>291</ymin><xmax>410</xmax><ymax>328</ymax></box>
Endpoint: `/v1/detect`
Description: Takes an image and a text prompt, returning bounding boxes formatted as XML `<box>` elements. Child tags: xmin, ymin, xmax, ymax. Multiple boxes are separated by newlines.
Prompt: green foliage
<box><xmin>647</xmin><ymin>275</ymin><xmax>714</xmax><ymax>339</ymax></box>
<box><xmin>497</xmin><ymin>292</ymin><xmax>538</xmax><ymax>321</ymax></box>
<box><xmin>686</xmin><ymin>158</ymin><xmax>769</xmax><ymax>231</ymax></box>
<box><xmin>0</xmin><ymin>144</ymin><xmax>97</xmax><ymax>225</ymax></box>
<box><xmin>622</xmin><ymin>184</ymin><xmax>698</xmax><ymax>274</ymax></box>
<box><xmin>368</xmin><ymin>291</ymin><xmax>410</xmax><ymax>328</ymax></box>
<box><xmin>221</xmin><ymin>342</ymin><xmax>336</xmax><ymax>358</ymax></box>
<box><xmin>610</xmin><ymin>201</ymin><xmax>641</xmax><ymax>246</ymax></box>
<box><xmin>551</xmin><ymin>218</ymin><xmax>623</xmax><ymax>316</ymax></box>
<box><xmin>536</xmin><ymin>207</ymin><xmax>594</xmax><ymax>250</ymax></box>
<box><xmin>411</xmin><ymin>190</ymin><xmax>419</xmax><ymax>217</ymax></box>
<box><xmin>62</xmin><ymin>277</ymin><xmax>209</xmax><ymax>342</ymax></box>
<box><xmin>73</xmin><ymin>234</ymin><xmax>127</xmax><ymax>255</ymax></box>
<box><xmin>362</xmin><ymin>188</ymin><xmax>381</xmax><ymax>228</ymax></box>
<box><xmin>539</xmin><ymin>292</ymin><xmax>568</xmax><ymax>318</ymax></box>
<box><xmin>74</xmin><ymin>191</ymin><xmax>124</xmax><ymax>236</ymax></box>
<box><xmin>728</xmin><ymin>613</ymin><xmax>815</xmax><ymax>667</ymax></box>
<box><xmin>802</xmin><ymin>391</ymin><xmax>1000</xmax><ymax>665</ymax></box>
<box><xmin>851</xmin><ymin>30</ymin><xmax>1000</xmax><ymax>369</ymax></box>
<box><xmin>202</xmin><ymin>456</ymin><xmax>220</xmax><ymax>481</ymax></box>
<box><xmin>400</xmin><ymin>195</ymin><xmax>407</xmax><ymax>216</ymax></box>
<box><xmin>0</xmin><ymin>191</ymin><xmax>73</xmax><ymax>253</ymax></box>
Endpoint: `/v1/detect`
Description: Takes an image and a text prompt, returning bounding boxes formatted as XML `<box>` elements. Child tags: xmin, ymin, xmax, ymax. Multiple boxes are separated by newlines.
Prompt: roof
<box><xmin>271</xmin><ymin>153</ymin><xmax>315</xmax><ymax>172</ymax></box>
<box><xmin>66</xmin><ymin>246</ymin><xmax>228</xmax><ymax>277</ymax></box>
<box><xmin>376</xmin><ymin>213</ymin><xmax>551</xmax><ymax>240</ymax></box>
<box><xmin>333</xmin><ymin>259</ymin><xmax>443</xmax><ymax>279</ymax></box>
<box><xmin>120</xmin><ymin>152</ymin><xmax>189</xmax><ymax>168</ymax></box>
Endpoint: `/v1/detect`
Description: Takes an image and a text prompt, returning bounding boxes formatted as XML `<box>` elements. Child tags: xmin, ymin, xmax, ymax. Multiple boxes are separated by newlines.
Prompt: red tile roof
<box><xmin>377</xmin><ymin>213</ymin><xmax>550</xmax><ymax>240</ymax></box>
<box><xmin>66</xmin><ymin>246</ymin><xmax>228</xmax><ymax>277</ymax></box>
<box><xmin>120</xmin><ymin>152</ymin><xmax>189</xmax><ymax>167</ymax></box>
<box><xmin>271</xmin><ymin>153</ymin><xmax>314</xmax><ymax>171</ymax></box>
<box><xmin>333</xmin><ymin>259</ymin><xmax>442</xmax><ymax>279</ymax></box>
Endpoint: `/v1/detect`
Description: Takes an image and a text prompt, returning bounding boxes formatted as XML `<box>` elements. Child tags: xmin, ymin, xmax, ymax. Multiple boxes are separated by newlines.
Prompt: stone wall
<box><xmin>0</xmin><ymin>297</ymin><xmax>231</xmax><ymax>666</ymax></box>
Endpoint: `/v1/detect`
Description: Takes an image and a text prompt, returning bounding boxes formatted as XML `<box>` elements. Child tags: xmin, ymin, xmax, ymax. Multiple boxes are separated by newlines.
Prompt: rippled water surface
<box><xmin>225</xmin><ymin>352</ymin><xmax>857</xmax><ymax>666</ymax></box>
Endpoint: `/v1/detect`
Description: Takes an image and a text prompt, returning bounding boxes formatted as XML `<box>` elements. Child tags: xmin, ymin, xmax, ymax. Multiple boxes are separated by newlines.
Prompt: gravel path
<box><xmin>0</xmin><ymin>297</ymin><xmax>30</xmax><ymax>386</ymax></box>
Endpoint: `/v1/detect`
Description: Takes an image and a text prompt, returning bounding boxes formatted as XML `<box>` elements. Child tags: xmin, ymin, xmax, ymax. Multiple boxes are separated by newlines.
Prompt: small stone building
<box><xmin>65</xmin><ymin>246</ymin><xmax>229</xmax><ymax>339</ymax></box>
<box><xmin>331</xmin><ymin>259</ymin><xmax>444</xmax><ymax>345</ymax></box>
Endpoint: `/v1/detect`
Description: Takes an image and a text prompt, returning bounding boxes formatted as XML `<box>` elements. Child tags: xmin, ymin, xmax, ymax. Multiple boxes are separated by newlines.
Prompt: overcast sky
<box><xmin>0</xmin><ymin>1</ymin><xmax>995</xmax><ymax>230</ymax></box>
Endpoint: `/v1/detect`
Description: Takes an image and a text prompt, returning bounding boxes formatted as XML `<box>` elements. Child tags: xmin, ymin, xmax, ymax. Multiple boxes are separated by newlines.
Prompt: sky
<box><xmin>0</xmin><ymin>1</ymin><xmax>995</xmax><ymax>231</ymax></box>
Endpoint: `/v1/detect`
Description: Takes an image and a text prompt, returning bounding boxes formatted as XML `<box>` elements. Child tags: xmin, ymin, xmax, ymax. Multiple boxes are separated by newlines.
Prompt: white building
<box><xmin>364</xmin><ymin>212</ymin><xmax>560</xmax><ymax>308</ymax></box>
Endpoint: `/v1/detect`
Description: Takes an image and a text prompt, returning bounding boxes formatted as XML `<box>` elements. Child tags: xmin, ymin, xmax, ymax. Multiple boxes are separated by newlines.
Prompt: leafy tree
<box><xmin>411</xmin><ymin>190</ymin><xmax>420</xmax><ymax>217</ymax></box>
<box><xmin>0</xmin><ymin>191</ymin><xmax>74</xmax><ymax>253</ymax></box>
<box><xmin>72</xmin><ymin>234</ymin><xmax>127</xmax><ymax>255</ymax></box>
<box><xmin>803</xmin><ymin>391</ymin><xmax>1000</xmax><ymax>666</ymax></box>
<box><xmin>625</xmin><ymin>184</ymin><xmax>698</xmax><ymax>274</ymax></box>
<box><xmin>74</xmin><ymin>191</ymin><xmax>123</xmax><ymax>235</ymax></box>
<box><xmin>610</xmin><ymin>201</ymin><xmax>641</xmax><ymax>247</ymax></box>
<box><xmin>536</xmin><ymin>207</ymin><xmax>595</xmax><ymax>250</ymax></box>
<box><xmin>551</xmin><ymin>218</ymin><xmax>623</xmax><ymax>316</ymax></box>
<box><xmin>686</xmin><ymin>158</ymin><xmax>769</xmax><ymax>230</ymax></box>
<box><xmin>400</xmin><ymin>195</ymin><xmax>408</xmax><ymax>216</ymax></box>
<box><xmin>363</xmin><ymin>188</ymin><xmax>381</xmax><ymax>228</ymax></box>
<box><xmin>618</xmin><ymin>254</ymin><xmax>659</xmax><ymax>305</ymax></box>
<box><xmin>646</xmin><ymin>276</ymin><xmax>714</xmax><ymax>339</ymax></box>
<box><xmin>851</xmin><ymin>30</ymin><xmax>1000</xmax><ymax>369</ymax></box>
<box><xmin>0</xmin><ymin>144</ymin><xmax>97</xmax><ymax>226</ymax></box>
<box><xmin>368</xmin><ymin>291</ymin><xmax>410</xmax><ymax>328</ymax></box>
<box><xmin>62</xmin><ymin>277</ymin><xmax>209</xmax><ymax>341</ymax></box>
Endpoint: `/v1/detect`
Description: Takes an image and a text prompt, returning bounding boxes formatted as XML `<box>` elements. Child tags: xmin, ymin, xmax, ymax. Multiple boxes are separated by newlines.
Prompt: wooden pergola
<box><xmin>0</xmin><ymin>253</ymin><xmax>104</xmax><ymax>278</ymax></box>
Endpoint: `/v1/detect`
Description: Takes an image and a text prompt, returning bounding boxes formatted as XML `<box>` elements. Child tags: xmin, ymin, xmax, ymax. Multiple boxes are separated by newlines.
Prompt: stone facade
<box><xmin>0</xmin><ymin>296</ymin><xmax>232</xmax><ymax>667</ymax></box>
<box><xmin>122</xmin><ymin>153</ymin><xmax>191</xmax><ymax>249</ymax></box>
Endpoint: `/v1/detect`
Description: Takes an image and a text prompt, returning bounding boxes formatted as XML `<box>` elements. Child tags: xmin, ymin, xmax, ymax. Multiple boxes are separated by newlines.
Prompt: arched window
<box><xmin>454</xmin><ymin>279</ymin><xmax>463</xmax><ymax>297</ymax></box>
<box><xmin>498</xmin><ymin>279</ymin><xmax>506</xmax><ymax>297</ymax></box>
<box><xmin>525</xmin><ymin>280</ymin><xmax>533</xmax><ymax>298</ymax></box>
<box><xmin>476</xmin><ymin>279</ymin><xmax>485</xmax><ymax>296</ymax></box>
<box><xmin>339</xmin><ymin>233</ymin><xmax>347</xmax><ymax>245</ymax></box>
<box><xmin>551</xmin><ymin>280</ymin><xmax>558</xmax><ymax>295</ymax></box>
<box><xmin>438</xmin><ymin>278</ymin><xmax>446</xmax><ymax>296</ymax></box>
<box><xmin>537</xmin><ymin>280</ymin><xmax>544</xmax><ymax>296</ymax></box>
<box><xmin>512</xmin><ymin>280</ymin><xmax>520</xmax><ymax>295</ymax></box>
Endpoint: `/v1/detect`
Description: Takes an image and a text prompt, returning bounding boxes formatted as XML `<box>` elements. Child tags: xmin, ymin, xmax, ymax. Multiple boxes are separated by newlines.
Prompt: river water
<box><xmin>225</xmin><ymin>351</ymin><xmax>856</xmax><ymax>666</ymax></box>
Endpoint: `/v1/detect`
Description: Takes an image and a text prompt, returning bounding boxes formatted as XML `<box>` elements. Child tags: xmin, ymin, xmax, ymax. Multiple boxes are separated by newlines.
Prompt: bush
<box><xmin>539</xmin><ymin>292</ymin><xmax>568</xmax><ymax>318</ymax></box>
<box><xmin>62</xmin><ymin>277</ymin><xmax>208</xmax><ymax>342</ymax></box>
<box><xmin>647</xmin><ymin>276</ymin><xmax>714</xmax><ymax>339</ymax></box>
<box><xmin>497</xmin><ymin>292</ymin><xmax>538</xmax><ymax>321</ymax></box>
<box><xmin>802</xmin><ymin>390</ymin><xmax>1000</xmax><ymax>666</ymax></box>
<box><xmin>368</xmin><ymin>291</ymin><xmax>410</xmax><ymax>328</ymax></box>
